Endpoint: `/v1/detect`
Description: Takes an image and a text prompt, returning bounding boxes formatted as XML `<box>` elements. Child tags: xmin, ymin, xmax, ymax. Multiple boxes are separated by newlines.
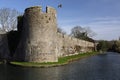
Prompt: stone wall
<box><xmin>14</xmin><ymin>6</ymin><xmax>58</xmax><ymax>62</ymax></box>
<box><xmin>57</xmin><ymin>33</ymin><xmax>94</xmax><ymax>57</ymax></box>
<box><xmin>14</xmin><ymin>6</ymin><xmax>95</xmax><ymax>62</ymax></box>
<box><xmin>0</xmin><ymin>6</ymin><xmax>95</xmax><ymax>62</ymax></box>
<box><xmin>0</xmin><ymin>31</ymin><xmax>10</xmax><ymax>60</ymax></box>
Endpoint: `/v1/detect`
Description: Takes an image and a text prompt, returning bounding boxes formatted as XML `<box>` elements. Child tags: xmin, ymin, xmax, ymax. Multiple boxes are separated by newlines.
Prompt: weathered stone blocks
<box><xmin>14</xmin><ymin>6</ymin><xmax>95</xmax><ymax>62</ymax></box>
<box><xmin>14</xmin><ymin>6</ymin><xmax>58</xmax><ymax>62</ymax></box>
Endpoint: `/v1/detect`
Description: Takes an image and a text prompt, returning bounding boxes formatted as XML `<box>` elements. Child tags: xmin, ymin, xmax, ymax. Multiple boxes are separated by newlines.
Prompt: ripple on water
<box><xmin>0</xmin><ymin>52</ymin><xmax>120</xmax><ymax>80</ymax></box>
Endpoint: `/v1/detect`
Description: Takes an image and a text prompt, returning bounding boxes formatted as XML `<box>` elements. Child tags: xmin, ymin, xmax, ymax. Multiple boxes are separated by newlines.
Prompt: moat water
<box><xmin>0</xmin><ymin>52</ymin><xmax>120</xmax><ymax>80</ymax></box>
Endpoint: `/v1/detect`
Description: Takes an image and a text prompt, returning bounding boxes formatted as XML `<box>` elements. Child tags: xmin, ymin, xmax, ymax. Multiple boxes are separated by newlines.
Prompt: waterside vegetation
<box><xmin>97</xmin><ymin>40</ymin><xmax>120</xmax><ymax>53</ymax></box>
<box><xmin>10</xmin><ymin>52</ymin><xmax>98</xmax><ymax>68</ymax></box>
<box><xmin>0</xmin><ymin>62</ymin><xmax>2</xmax><ymax>64</ymax></box>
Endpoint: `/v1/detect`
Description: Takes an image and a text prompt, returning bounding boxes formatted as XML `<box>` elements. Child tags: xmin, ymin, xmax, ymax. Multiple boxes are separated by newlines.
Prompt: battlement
<box><xmin>13</xmin><ymin>6</ymin><xmax>95</xmax><ymax>62</ymax></box>
<box><xmin>46</xmin><ymin>6</ymin><xmax>56</xmax><ymax>14</ymax></box>
<box><xmin>25</xmin><ymin>6</ymin><xmax>42</xmax><ymax>13</ymax></box>
<box><xmin>24</xmin><ymin>6</ymin><xmax>57</xmax><ymax>25</ymax></box>
<box><xmin>25</xmin><ymin>6</ymin><xmax>56</xmax><ymax>14</ymax></box>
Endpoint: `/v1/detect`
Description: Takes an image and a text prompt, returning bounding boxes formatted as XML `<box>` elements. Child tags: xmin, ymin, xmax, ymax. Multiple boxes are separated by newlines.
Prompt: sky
<box><xmin>0</xmin><ymin>0</ymin><xmax>120</xmax><ymax>40</ymax></box>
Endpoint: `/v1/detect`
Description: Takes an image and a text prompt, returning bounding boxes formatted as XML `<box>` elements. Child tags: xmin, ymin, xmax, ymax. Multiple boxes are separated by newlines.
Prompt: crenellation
<box><xmin>25</xmin><ymin>6</ymin><xmax>42</xmax><ymax>13</ymax></box>
<box><xmin>13</xmin><ymin>6</ymin><xmax>95</xmax><ymax>62</ymax></box>
<box><xmin>46</xmin><ymin>6</ymin><xmax>56</xmax><ymax>14</ymax></box>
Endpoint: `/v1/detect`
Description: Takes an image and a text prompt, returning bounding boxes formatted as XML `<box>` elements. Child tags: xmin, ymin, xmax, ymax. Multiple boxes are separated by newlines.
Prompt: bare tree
<box><xmin>57</xmin><ymin>27</ymin><xmax>66</xmax><ymax>35</ymax></box>
<box><xmin>0</xmin><ymin>8</ymin><xmax>20</xmax><ymax>31</ymax></box>
<box><xmin>70</xmin><ymin>26</ymin><xmax>96</xmax><ymax>38</ymax></box>
<box><xmin>83</xmin><ymin>27</ymin><xmax>96</xmax><ymax>37</ymax></box>
<box><xmin>70</xmin><ymin>26</ymin><xmax>84</xmax><ymax>38</ymax></box>
<box><xmin>70</xmin><ymin>26</ymin><xmax>96</xmax><ymax>42</ymax></box>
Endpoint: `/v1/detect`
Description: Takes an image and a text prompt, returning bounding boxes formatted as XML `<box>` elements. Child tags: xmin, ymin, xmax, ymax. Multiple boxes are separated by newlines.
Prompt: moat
<box><xmin>0</xmin><ymin>52</ymin><xmax>120</xmax><ymax>80</ymax></box>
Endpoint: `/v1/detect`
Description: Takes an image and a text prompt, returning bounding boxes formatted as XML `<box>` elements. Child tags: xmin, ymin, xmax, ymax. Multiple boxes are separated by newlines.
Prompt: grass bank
<box><xmin>0</xmin><ymin>62</ymin><xmax>2</xmax><ymax>64</ymax></box>
<box><xmin>10</xmin><ymin>52</ymin><xmax>98</xmax><ymax>68</ymax></box>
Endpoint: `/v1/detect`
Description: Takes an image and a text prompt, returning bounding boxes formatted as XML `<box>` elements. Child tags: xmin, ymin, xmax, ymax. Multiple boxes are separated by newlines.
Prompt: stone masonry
<box><xmin>14</xmin><ymin>6</ymin><xmax>95</xmax><ymax>62</ymax></box>
<box><xmin>0</xmin><ymin>6</ymin><xmax>95</xmax><ymax>62</ymax></box>
<box><xmin>0</xmin><ymin>31</ymin><xmax>10</xmax><ymax>60</ymax></box>
<box><xmin>14</xmin><ymin>6</ymin><xmax>58</xmax><ymax>62</ymax></box>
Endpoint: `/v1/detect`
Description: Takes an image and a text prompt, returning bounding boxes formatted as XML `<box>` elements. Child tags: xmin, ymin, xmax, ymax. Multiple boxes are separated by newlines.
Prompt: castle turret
<box><xmin>14</xmin><ymin>6</ymin><xmax>58</xmax><ymax>62</ymax></box>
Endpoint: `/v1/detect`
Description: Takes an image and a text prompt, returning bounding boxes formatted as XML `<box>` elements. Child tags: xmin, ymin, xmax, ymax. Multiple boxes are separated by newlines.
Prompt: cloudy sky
<box><xmin>0</xmin><ymin>0</ymin><xmax>120</xmax><ymax>40</ymax></box>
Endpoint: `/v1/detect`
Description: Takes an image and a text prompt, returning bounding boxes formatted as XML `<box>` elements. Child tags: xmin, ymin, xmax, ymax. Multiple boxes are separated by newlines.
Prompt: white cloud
<box><xmin>58</xmin><ymin>16</ymin><xmax>120</xmax><ymax>40</ymax></box>
<box><xmin>86</xmin><ymin>17</ymin><xmax>120</xmax><ymax>40</ymax></box>
<box><xmin>0</xmin><ymin>24</ymin><xmax>2</xmax><ymax>28</ymax></box>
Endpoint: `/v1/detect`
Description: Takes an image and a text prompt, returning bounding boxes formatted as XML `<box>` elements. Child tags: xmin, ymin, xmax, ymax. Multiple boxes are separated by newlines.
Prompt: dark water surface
<box><xmin>1</xmin><ymin>52</ymin><xmax>120</xmax><ymax>80</ymax></box>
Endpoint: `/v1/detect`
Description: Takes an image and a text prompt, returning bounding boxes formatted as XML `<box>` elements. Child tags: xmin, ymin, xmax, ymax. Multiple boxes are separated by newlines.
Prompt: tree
<box><xmin>96</xmin><ymin>40</ymin><xmax>120</xmax><ymax>52</ymax></box>
<box><xmin>70</xmin><ymin>26</ymin><xmax>95</xmax><ymax>42</ymax></box>
<box><xmin>96</xmin><ymin>40</ymin><xmax>109</xmax><ymax>51</ymax></box>
<box><xmin>0</xmin><ymin>8</ymin><xmax>21</xmax><ymax>31</ymax></box>
<box><xmin>83</xmin><ymin>27</ymin><xmax>96</xmax><ymax>37</ymax></box>
<box><xmin>57</xmin><ymin>27</ymin><xmax>66</xmax><ymax>35</ymax></box>
<box><xmin>111</xmin><ymin>41</ymin><xmax>120</xmax><ymax>52</ymax></box>
<box><xmin>70</xmin><ymin>26</ymin><xmax>84</xmax><ymax>38</ymax></box>
<box><xmin>116</xmin><ymin>41</ymin><xmax>120</xmax><ymax>52</ymax></box>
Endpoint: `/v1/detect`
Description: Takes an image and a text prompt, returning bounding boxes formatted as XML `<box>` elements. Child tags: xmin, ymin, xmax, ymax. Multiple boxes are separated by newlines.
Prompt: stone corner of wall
<box><xmin>46</xmin><ymin>6</ymin><xmax>56</xmax><ymax>14</ymax></box>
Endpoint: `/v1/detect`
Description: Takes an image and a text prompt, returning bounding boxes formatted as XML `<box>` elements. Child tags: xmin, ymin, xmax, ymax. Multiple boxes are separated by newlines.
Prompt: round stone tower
<box><xmin>14</xmin><ymin>6</ymin><xmax>58</xmax><ymax>62</ymax></box>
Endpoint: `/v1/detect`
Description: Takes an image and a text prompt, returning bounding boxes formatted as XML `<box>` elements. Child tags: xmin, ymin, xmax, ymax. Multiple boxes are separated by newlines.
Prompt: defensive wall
<box><xmin>14</xmin><ymin>6</ymin><xmax>95</xmax><ymax>62</ymax></box>
<box><xmin>0</xmin><ymin>31</ymin><xmax>10</xmax><ymax>60</ymax></box>
<box><xmin>57</xmin><ymin>33</ymin><xmax>94</xmax><ymax>57</ymax></box>
<box><xmin>0</xmin><ymin>6</ymin><xmax>95</xmax><ymax>62</ymax></box>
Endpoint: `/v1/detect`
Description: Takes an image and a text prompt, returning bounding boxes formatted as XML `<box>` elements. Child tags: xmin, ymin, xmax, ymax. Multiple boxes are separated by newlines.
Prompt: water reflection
<box><xmin>0</xmin><ymin>52</ymin><xmax>120</xmax><ymax>80</ymax></box>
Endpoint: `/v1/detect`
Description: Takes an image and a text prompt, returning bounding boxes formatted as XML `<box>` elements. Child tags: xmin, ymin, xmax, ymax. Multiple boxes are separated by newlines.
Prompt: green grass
<box><xmin>10</xmin><ymin>52</ymin><xmax>98</xmax><ymax>68</ymax></box>
<box><xmin>0</xmin><ymin>62</ymin><xmax>2</xmax><ymax>64</ymax></box>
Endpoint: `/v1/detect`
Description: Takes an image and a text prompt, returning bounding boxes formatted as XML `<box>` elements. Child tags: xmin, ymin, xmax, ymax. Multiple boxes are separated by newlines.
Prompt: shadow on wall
<box><xmin>0</xmin><ymin>32</ymin><xmax>10</xmax><ymax>61</ymax></box>
<box><xmin>7</xmin><ymin>31</ymin><xmax>20</xmax><ymax>59</ymax></box>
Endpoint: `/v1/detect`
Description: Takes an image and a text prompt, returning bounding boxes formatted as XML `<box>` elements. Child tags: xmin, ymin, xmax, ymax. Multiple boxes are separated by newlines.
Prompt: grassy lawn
<box><xmin>10</xmin><ymin>52</ymin><xmax>98</xmax><ymax>68</ymax></box>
